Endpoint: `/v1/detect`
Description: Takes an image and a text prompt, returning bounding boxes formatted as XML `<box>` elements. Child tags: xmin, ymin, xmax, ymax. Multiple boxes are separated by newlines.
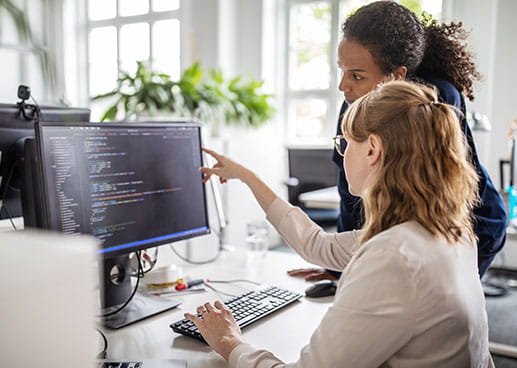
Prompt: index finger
<box><xmin>201</xmin><ymin>147</ymin><xmax>223</xmax><ymax>161</ymax></box>
<box><xmin>184</xmin><ymin>312</ymin><xmax>202</xmax><ymax>325</ymax></box>
<box><xmin>214</xmin><ymin>300</ymin><xmax>228</xmax><ymax>311</ymax></box>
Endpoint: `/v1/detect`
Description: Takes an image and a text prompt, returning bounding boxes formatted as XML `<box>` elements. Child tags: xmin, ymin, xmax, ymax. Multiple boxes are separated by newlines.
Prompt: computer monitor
<box><xmin>29</xmin><ymin>121</ymin><xmax>210</xmax><ymax>328</ymax></box>
<box><xmin>0</xmin><ymin>103</ymin><xmax>90</xmax><ymax>219</ymax></box>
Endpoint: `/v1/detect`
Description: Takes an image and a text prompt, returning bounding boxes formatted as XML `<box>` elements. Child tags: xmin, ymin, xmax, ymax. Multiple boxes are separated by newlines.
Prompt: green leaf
<box><xmin>100</xmin><ymin>105</ymin><xmax>118</xmax><ymax>122</ymax></box>
<box><xmin>91</xmin><ymin>90</ymin><xmax>118</xmax><ymax>100</ymax></box>
<box><xmin>93</xmin><ymin>59</ymin><xmax>275</xmax><ymax>127</ymax></box>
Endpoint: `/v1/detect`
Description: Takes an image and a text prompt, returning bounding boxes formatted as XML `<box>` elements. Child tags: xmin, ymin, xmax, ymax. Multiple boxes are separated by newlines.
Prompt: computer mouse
<box><xmin>305</xmin><ymin>280</ymin><xmax>337</xmax><ymax>298</ymax></box>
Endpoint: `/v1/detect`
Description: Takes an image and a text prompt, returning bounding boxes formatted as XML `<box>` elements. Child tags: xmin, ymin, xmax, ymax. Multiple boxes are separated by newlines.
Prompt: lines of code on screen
<box><xmin>39</xmin><ymin>125</ymin><xmax>208</xmax><ymax>253</ymax></box>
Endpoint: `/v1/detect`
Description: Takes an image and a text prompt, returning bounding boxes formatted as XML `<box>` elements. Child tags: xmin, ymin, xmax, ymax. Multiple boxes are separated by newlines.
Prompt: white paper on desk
<box><xmin>146</xmin><ymin>284</ymin><xmax>206</xmax><ymax>297</ymax></box>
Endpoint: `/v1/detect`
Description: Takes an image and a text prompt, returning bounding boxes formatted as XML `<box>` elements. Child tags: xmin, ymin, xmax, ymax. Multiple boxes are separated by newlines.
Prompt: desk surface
<box><xmin>101</xmin><ymin>248</ymin><xmax>331</xmax><ymax>367</ymax></box>
<box><xmin>0</xmin><ymin>218</ymin><xmax>330</xmax><ymax>366</ymax></box>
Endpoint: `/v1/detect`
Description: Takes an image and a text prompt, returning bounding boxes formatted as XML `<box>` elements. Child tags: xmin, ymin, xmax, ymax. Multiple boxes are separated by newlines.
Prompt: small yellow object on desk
<box><xmin>146</xmin><ymin>278</ymin><xmax>184</xmax><ymax>290</ymax></box>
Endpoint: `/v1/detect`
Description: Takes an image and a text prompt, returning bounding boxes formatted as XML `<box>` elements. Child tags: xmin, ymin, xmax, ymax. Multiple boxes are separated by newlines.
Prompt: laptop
<box><xmin>0</xmin><ymin>230</ymin><xmax>187</xmax><ymax>368</ymax></box>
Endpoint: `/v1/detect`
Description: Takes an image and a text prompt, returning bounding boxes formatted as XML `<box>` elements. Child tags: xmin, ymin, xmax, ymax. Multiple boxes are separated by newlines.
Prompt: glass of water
<box><xmin>246</xmin><ymin>220</ymin><xmax>269</xmax><ymax>259</ymax></box>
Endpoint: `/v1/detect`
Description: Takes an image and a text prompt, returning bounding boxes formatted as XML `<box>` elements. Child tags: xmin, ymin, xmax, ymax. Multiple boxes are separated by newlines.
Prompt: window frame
<box><xmin>281</xmin><ymin>0</ymin><xmax>443</xmax><ymax>145</ymax></box>
<box><xmin>282</xmin><ymin>0</ymin><xmax>344</xmax><ymax>146</ymax></box>
<box><xmin>85</xmin><ymin>0</ymin><xmax>185</xmax><ymax>100</ymax></box>
<box><xmin>0</xmin><ymin>0</ymin><xmax>62</xmax><ymax>104</ymax></box>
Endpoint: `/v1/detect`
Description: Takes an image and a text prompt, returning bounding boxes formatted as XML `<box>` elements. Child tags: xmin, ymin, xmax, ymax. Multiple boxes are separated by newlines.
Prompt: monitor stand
<box><xmin>100</xmin><ymin>255</ymin><xmax>181</xmax><ymax>329</ymax></box>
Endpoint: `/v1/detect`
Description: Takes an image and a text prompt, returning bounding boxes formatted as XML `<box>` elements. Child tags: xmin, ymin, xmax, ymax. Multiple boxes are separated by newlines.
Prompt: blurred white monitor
<box><xmin>0</xmin><ymin>230</ymin><xmax>97</xmax><ymax>368</ymax></box>
<box><xmin>0</xmin><ymin>230</ymin><xmax>188</xmax><ymax>368</ymax></box>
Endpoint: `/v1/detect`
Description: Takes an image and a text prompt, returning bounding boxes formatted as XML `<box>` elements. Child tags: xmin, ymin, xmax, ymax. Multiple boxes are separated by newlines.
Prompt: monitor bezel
<box><xmin>34</xmin><ymin>120</ymin><xmax>211</xmax><ymax>259</ymax></box>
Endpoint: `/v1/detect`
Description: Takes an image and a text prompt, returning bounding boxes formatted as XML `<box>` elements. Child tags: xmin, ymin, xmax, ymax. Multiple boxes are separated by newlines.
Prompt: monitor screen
<box><xmin>27</xmin><ymin>120</ymin><xmax>210</xmax><ymax>328</ymax></box>
<box><xmin>35</xmin><ymin>121</ymin><xmax>210</xmax><ymax>258</ymax></box>
<box><xmin>0</xmin><ymin>103</ymin><xmax>90</xmax><ymax>219</ymax></box>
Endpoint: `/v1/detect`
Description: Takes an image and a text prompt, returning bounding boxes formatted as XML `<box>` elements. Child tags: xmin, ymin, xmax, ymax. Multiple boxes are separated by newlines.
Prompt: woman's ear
<box><xmin>392</xmin><ymin>66</ymin><xmax>407</xmax><ymax>80</ymax></box>
<box><xmin>367</xmin><ymin>134</ymin><xmax>382</xmax><ymax>167</ymax></box>
<box><xmin>381</xmin><ymin>66</ymin><xmax>407</xmax><ymax>85</ymax></box>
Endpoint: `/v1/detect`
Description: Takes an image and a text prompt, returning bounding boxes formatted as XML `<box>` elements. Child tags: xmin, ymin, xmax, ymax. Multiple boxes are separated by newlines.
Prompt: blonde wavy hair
<box><xmin>342</xmin><ymin>80</ymin><xmax>479</xmax><ymax>245</ymax></box>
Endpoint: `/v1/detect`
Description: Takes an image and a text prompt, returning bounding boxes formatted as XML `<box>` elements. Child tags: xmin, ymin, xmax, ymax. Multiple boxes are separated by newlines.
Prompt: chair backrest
<box><xmin>287</xmin><ymin>148</ymin><xmax>338</xmax><ymax>206</ymax></box>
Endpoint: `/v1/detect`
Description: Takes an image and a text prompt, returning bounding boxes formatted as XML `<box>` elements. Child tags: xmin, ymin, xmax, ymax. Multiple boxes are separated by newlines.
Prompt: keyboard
<box><xmin>170</xmin><ymin>286</ymin><xmax>303</xmax><ymax>342</ymax></box>
<box><xmin>98</xmin><ymin>363</ymin><xmax>142</xmax><ymax>368</ymax></box>
<box><xmin>97</xmin><ymin>359</ymin><xmax>187</xmax><ymax>368</ymax></box>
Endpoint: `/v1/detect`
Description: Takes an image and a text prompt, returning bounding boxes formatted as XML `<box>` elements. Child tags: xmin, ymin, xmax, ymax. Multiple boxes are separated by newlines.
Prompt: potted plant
<box><xmin>92</xmin><ymin>61</ymin><xmax>275</xmax><ymax>134</ymax></box>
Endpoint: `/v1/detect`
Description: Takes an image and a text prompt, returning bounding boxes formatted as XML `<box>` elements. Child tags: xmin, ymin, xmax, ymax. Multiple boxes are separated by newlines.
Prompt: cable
<box><xmin>169</xmin><ymin>242</ymin><xmax>221</xmax><ymax>265</ymax></box>
<box><xmin>30</xmin><ymin>95</ymin><xmax>42</xmax><ymax>121</ymax></box>
<box><xmin>203</xmin><ymin>282</ymin><xmax>237</xmax><ymax>298</ymax></box>
<box><xmin>0</xmin><ymin>159</ymin><xmax>20</xmax><ymax>231</ymax></box>
<box><xmin>98</xmin><ymin>251</ymin><xmax>144</xmax><ymax>318</ymax></box>
<box><xmin>95</xmin><ymin>328</ymin><xmax>108</xmax><ymax>359</ymax></box>
<box><xmin>130</xmin><ymin>247</ymin><xmax>158</xmax><ymax>277</ymax></box>
<box><xmin>209</xmin><ymin>279</ymin><xmax>260</xmax><ymax>285</ymax></box>
<box><xmin>142</xmin><ymin>247</ymin><xmax>159</xmax><ymax>274</ymax></box>
<box><xmin>5</xmin><ymin>211</ymin><xmax>17</xmax><ymax>231</ymax></box>
<box><xmin>199</xmin><ymin>279</ymin><xmax>261</xmax><ymax>298</ymax></box>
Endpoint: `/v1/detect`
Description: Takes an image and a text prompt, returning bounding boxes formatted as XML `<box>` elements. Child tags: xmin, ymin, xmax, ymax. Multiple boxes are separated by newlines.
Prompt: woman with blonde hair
<box><xmin>186</xmin><ymin>80</ymin><xmax>493</xmax><ymax>367</ymax></box>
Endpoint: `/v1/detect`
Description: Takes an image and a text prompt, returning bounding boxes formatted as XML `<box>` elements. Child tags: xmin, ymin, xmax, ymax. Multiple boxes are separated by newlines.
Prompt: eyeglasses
<box><xmin>332</xmin><ymin>135</ymin><xmax>346</xmax><ymax>157</ymax></box>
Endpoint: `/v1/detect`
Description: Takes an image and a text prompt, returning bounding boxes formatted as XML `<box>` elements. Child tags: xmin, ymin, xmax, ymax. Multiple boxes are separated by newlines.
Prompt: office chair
<box><xmin>286</xmin><ymin>147</ymin><xmax>339</xmax><ymax>228</ymax></box>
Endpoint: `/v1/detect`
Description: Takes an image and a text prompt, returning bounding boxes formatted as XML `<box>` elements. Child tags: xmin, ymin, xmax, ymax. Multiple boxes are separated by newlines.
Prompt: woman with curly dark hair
<box><xmin>288</xmin><ymin>0</ymin><xmax>507</xmax><ymax>283</ymax></box>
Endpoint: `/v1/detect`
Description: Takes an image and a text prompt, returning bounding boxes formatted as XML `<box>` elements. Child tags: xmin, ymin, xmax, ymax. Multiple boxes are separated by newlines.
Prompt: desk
<box><xmin>0</xmin><ymin>218</ymin><xmax>331</xmax><ymax>366</ymax></box>
<box><xmin>298</xmin><ymin>186</ymin><xmax>339</xmax><ymax>210</ymax></box>
<box><xmin>0</xmin><ymin>218</ymin><xmax>330</xmax><ymax>366</ymax></box>
<box><xmin>101</xmin><ymin>248</ymin><xmax>331</xmax><ymax>367</ymax></box>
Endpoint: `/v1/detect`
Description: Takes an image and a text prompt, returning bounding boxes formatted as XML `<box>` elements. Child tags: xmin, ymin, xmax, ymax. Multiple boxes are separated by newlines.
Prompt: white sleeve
<box><xmin>228</xmin><ymin>247</ymin><xmax>416</xmax><ymax>368</ymax></box>
<box><xmin>266</xmin><ymin>197</ymin><xmax>358</xmax><ymax>271</ymax></box>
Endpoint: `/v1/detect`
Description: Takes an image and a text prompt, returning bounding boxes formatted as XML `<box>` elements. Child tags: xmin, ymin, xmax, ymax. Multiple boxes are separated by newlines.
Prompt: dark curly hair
<box><xmin>341</xmin><ymin>1</ymin><xmax>480</xmax><ymax>100</ymax></box>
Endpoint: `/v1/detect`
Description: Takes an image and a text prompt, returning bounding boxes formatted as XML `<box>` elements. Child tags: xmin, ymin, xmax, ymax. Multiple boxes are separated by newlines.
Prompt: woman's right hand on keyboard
<box><xmin>184</xmin><ymin>301</ymin><xmax>244</xmax><ymax>361</ymax></box>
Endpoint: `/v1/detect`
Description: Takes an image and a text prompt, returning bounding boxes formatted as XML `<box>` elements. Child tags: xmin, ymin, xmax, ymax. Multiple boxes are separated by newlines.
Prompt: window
<box><xmin>283</xmin><ymin>0</ymin><xmax>442</xmax><ymax>145</ymax></box>
<box><xmin>87</xmin><ymin>0</ymin><xmax>182</xmax><ymax>118</ymax></box>
<box><xmin>0</xmin><ymin>1</ymin><xmax>57</xmax><ymax>104</ymax></box>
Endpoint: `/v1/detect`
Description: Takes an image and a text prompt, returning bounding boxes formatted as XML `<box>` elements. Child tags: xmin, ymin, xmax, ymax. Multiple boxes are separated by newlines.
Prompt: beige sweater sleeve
<box><xmin>265</xmin><ymin>197</ymin><xmax>357</xmax><ymax>272</ymax></box>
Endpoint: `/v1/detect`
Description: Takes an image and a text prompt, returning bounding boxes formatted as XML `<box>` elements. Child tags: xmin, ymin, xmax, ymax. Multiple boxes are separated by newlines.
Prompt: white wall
<box><xmin>182</xmin><ymin>0</ymin><xmax>220</xmax><ymax>70</ymax></box>
<box><xmin>185</xmin><ymin>0</ymin><xmax>286</xmax><ymax>251</ymax></box>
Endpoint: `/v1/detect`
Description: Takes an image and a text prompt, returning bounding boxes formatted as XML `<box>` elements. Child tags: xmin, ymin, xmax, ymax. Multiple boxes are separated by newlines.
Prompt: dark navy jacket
<box><xmin>332</xmin><ymin>78</ymin><xmax>507</xmax><ymax>277</ymax></box>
